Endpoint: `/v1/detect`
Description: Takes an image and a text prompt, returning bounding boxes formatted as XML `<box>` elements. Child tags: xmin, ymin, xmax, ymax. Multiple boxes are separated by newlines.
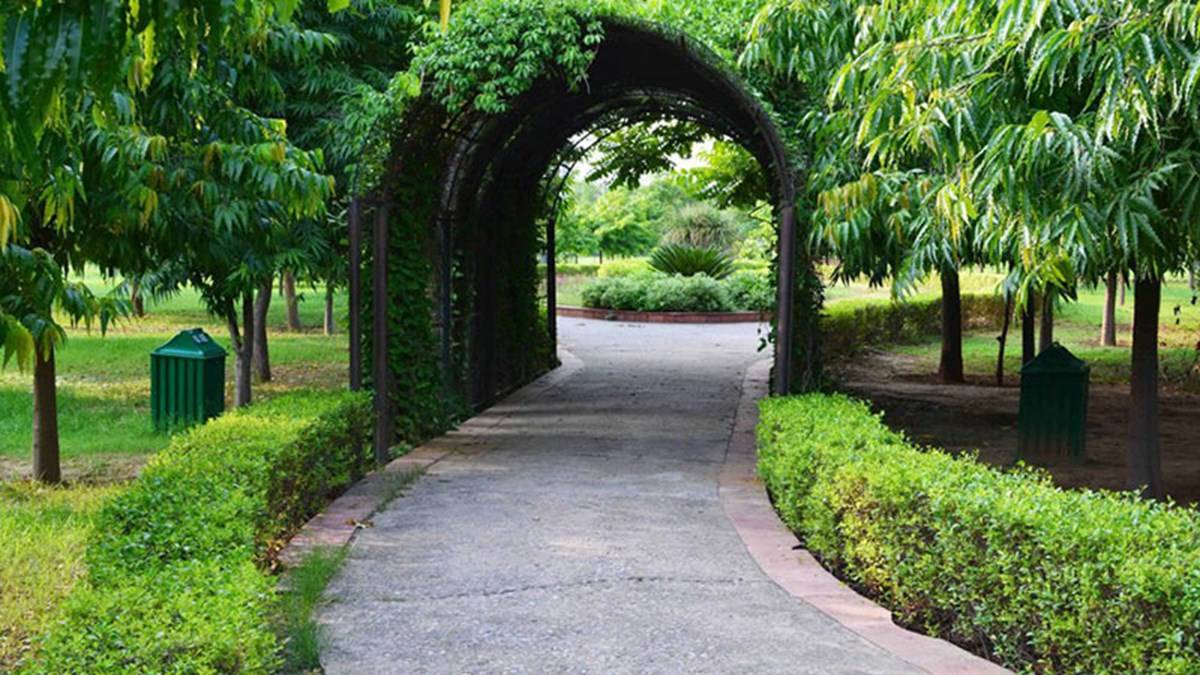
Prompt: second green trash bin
<box><xmin>1017</xmin><ymin>343</ymin><xmax>1090</xmax><ymax>461</ymax></box>
<box><xmin>151</xmin><ymin>329</ymin><xmax>227</xmax><ymax>430</ymax></box>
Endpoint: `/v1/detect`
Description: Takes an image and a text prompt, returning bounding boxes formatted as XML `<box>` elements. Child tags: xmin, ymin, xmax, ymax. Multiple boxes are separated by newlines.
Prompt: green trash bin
<box><xmin>151</xmin><ymin>329</ymin><xmax>227</xmax><ymax>430</ymax></box>
<box><xmin>1017</xmin><ymin>343</ymin><xmax>1089</xmax><ymax>461</ymax></box>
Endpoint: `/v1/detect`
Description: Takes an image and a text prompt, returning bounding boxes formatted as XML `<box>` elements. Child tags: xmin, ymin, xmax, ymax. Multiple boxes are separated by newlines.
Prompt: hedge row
<box><xmin>758</xmin><ymin>395</ymin><xmax>1200</xmax><ymax>673</ymax></box>
<box><xmin>581</xmin><ymin>270</ymin><xmax>773</xmax><ymax>313</ymax></box>
<box><xmin>25</xmin><ymin>391</ymin><xmax>374</xmax><ymax>674</ymax></box>
<box><xmin>822</xmin><ymin>293</ymin><xmax>1008</xmax><ymax>362</ymax></box>
<box><xmin>538</xmin><ymin>262</ymin><xmax>601</xmax><ymax>277</ymax></box>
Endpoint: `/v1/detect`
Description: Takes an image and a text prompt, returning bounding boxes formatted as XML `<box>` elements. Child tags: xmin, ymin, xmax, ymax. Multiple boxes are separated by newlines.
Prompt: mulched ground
<box><xmin>837</xmin><ymin>350</ymin><xmax>1200</xmax><ymax>505</ymax></box>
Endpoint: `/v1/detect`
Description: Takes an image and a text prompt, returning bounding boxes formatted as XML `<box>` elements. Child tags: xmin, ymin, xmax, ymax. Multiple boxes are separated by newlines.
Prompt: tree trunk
<box><xmin>1119</xmin><ymin>275</ymin><xmax>1126</xmax><ymax>306</ymax></box>
<box><xmin>996</xmin><ymin>292</ymin><xmax>1013</xmax><ymax>387</ymax></box>
<box><xmin>1127</xmin><ymin>276</ymin><xmax>1163</xmax><ymax>499</ymax></box>
<box><xmin>1039</xmin><ymin>291</ymin><xmax>1055</xmax><ymax>352</ymax></box>
<box><xmin>1101</xmin><ymin>271</ymin><xmax>1118</xmax><ymax>347</ymax></box>
<box><xmin>324</xmin><ymin>284</ymin><xmax>335</xmax><ymax>336</ymax></box>
<box><xmin>228</xmin><ymin>293</ymin><xmax>254</xmax><ymax>408</ymax></box>
<box><xmin>283</xmin><ymin>270</ymin><xmax>301</xmax><ymax>331</ymax></box>
<box><xmin>253</xmin><ymin>279</ymin><xmax>272</xmax><ymax>382</ymax></box>
<box><xmin>32</xmin><ymin>347</ymin><xmax>61</xmax><ymax>484</ymax></box>
<box><xmin>938</xmin><ymin>269</ymin><xmax>965</xmax><ymax>384</ymax></box>
<box><xmin>1189</xmin><ymin>262</ymin><xmax>1197</xmax><ymax>293</ymax></box>
<box><xmin>130</xmin><ymin>278</ymin><xmax>145</xmax><ymax>318</ymax></box>
<box><xmin>1022</xmin><ymin>292</ymin><xmax>1037</xmax><ymax>365</ymax></box>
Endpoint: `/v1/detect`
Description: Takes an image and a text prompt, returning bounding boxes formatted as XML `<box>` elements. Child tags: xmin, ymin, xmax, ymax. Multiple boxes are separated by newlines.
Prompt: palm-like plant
<box><xmin>649</xmin><ymin>244</ymin><xmax>735</xmax><ymax>279</ymax></box>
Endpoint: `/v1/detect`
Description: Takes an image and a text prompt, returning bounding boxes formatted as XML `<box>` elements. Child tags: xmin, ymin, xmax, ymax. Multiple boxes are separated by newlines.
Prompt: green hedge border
<box><xmin>23</xmin><ymin>391</ymin><xmax>373</xmax><ymax>674</ymax></box>
<box><xmin>822</xmin><ymin>294</ymin><xmax>1008</xmax><ymax>362</ymax></box>
<box><xmin>758</xmin><ymin>394</ymin><xmax>1200</xmax><ymax>673</ymax></box>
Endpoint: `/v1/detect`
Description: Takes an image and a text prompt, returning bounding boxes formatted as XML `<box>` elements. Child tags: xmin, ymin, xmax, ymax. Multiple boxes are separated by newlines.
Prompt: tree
<box><xmin>0</xmin><ymin>1</ymin><xmax>276</xmax><ymax>481</ymax></box>
<box><xmin>0</xmin><ymin>248</ymin><xmax>128</xmax><ymax>482</ymax></box>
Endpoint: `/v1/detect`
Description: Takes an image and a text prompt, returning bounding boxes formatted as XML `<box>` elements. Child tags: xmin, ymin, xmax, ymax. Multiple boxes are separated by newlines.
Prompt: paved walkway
<box><xmin>318</xmin><ymin>319</ymin><xmax>919</xmax><ymax>674</ymax></box>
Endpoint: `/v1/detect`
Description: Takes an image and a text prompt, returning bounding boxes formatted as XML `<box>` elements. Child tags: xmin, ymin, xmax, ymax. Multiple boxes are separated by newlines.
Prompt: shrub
<box><xmin>597</xmin><ymin>258</ymin><xmax>651</xmax><ymax>278</ymax></box>
<box><xmin>28</xmin><ymin>391</ymin><xmax>373</xmax><ymax>673</ymax></box>
<box><xmin>581</xmin><ymin>274</ymin><xmax>738</xmax><ymax>312</ymax></box>
<box><xmin>661</xmin><ymin>203</ymin><xmax>739</xmax><ymax>250</ymax></box>
<box><xmin>822</xmin><ymin>294</ymin><xmax>1008</xmax><ymax>362</ymax></box>
<box><xmin>27</xmin><ymin>560</ymin><xmax>278</xmax><ymax>674</ymax></box>
<box><xmin>725</xmin><ymin>269</ymin><xmax>774</xmax><ymax>312</ymax></box>
<box><xmin>758</xmin><ymin>394</ymin><xmax>1200</xmax><ymax>673</ymax></box>
<box><xmin>581</xmin><ymin>275</ymin><xmax>653</xmax><ymax>310</ymax></box>
<box><xmin>641</xmin><ymin>274</ymin><xmax>732</xmax><ymax>312</ymax></box>
<box><xmin>649</xmin><ymin>244</ymin><xmax>735</xmax><ymax>279</ymax></box>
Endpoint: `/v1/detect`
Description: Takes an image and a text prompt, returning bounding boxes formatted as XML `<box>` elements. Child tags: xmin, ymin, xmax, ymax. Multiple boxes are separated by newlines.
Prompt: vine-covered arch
<box><xmin>349</xmin><ymin>10</ymin><xmax>819</xmax><ymax>455</ymax></box>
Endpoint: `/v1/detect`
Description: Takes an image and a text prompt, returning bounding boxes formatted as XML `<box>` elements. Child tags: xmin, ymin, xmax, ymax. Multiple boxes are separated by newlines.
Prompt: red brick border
<box><xmin>720</xmin><ymin>359</ymin><xmax>1009</xmax><ymax>675</ymax></box>
<box><xmin>557</xmin><ymin>305</ymin><xmax>770</xmax><ymax>324</ymax></box>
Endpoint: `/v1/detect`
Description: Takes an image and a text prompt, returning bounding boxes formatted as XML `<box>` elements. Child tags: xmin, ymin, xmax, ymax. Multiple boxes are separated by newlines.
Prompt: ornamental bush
<box><xmin>758</xmin><ymin>395</ymin><xmax>1200</xmax><ymax>673</ymax></box>
<box><xmin>581</xmin><ymin>273</ymin><xmax>754</xmax><ymax>313</ymax></box>
<box><xmin>725</xmin><ymin>269</ymin><xmax>774</xmax><ymax>312</ymax></box>
<box><xmin>26</xmin><ymin>391</ymin><xmax>373</xmax><ymax>674</ymax></box>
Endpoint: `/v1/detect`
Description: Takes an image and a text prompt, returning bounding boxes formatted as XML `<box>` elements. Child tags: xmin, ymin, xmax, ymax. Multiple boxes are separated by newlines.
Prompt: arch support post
<box><xmin>348</xmin><ymin>199</ymin><xmax>364</xmax><ymax>391</ymax></box>
<box><xmin>774</xmin><ymin>204</ymin><xmax>796</xmax><ymax>396</ymax></box>
<box><xmin>372</xmin><ymin>203</ymin><xmax>394</xmax><ymax>463</ymax></box>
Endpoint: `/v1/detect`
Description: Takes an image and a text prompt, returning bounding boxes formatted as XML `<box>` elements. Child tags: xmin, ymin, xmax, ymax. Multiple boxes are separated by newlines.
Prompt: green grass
<box><xmin>0</xmin><ymin>272</ymin><xmax>349</xmax><ymax>467</ymax></box>
<box><xmin>276</xmin><ymin>547</ymin><xmax>349</xmax><ymax>674</ymax></box>
<box><xmin>887</xmin><ymin>274</ymin><xmax>1200</xmax><ymax>385</ymax></box>
<box><xmin>0</xmin><ymin>481</ymin><xmax>120</xmax><ymax>670</ymax></box>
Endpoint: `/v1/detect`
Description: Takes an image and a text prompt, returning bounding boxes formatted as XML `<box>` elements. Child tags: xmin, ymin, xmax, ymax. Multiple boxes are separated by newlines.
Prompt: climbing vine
<box><xmin>353</xmin><ymin>0</ymin><xmax>825</xmax><ymax>426</ymax></box>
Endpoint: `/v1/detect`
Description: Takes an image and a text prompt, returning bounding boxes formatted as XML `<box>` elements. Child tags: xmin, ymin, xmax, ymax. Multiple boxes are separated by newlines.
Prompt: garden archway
<box><xmin>351</xmin><ymin>16</ymin><xmax>814</xmax><ymax>453</ymax></box>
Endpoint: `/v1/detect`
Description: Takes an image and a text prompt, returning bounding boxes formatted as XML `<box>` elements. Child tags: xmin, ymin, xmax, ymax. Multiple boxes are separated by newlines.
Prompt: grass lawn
<box><xmin>0</xmin><ymin>272</ymin><xmax>349</xmax><ymax>476</ymax></box>
<box><xmin>884</xmin><ymin>273</ymin><xmax>1199</xmax><ymax>386</ymax></box>
<box><xmin>1</xmin><ymin>274</ymin><xmax>350</xmax><ymax>668</ymax></box>
<box><xmin>0</xmin><ymin>481</ymin><xmax>121</xmax><ymax>669</ymax></box>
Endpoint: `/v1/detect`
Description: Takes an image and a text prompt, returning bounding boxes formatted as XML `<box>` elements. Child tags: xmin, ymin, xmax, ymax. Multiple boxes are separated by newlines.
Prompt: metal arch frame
<box><xmin>351</xmin><ymin>18</ymin><xmax>805</xmax><ymax>450</ymax></box>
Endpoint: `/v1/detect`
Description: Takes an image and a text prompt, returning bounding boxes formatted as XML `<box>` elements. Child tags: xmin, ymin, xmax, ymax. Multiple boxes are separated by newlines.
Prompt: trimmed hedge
<box><xmin>822</xmin><ymin>294</ymin><xmax>1008</xmax><ymax>362</ymax></box>
<box><xmin>25</xmin><ymin>391</ymin><xmax>373</xmax><ymax>674</ymax></box>
<box><xmin>758</xmin><ymin>395</ymin><xmax>1200</xmax><ymax>673</ymax></box>
<box><xmin>597</xmin><ymin>258</ymin><xmax>650</xmax><ymax>278</ymax></box>
<box><xmin>539</xmin><ymin>262</ymin><xmax>601</xmax><ymax>277</ymax></box>
<box><xmin>581</xmin><ymin>270</ymin><xmax>774</xmax><ymax>313</ymax></box>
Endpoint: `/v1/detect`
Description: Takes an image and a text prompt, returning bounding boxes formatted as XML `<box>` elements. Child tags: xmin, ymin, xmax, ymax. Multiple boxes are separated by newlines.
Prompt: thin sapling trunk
<box><xmin>284</xmin><ymin>270</ymin><xmax>301</xmax><ymax>331</ymax></box>
<box><xmin>1022</xmin><ymin>292</ymin><xmax>1037</xmax><ymax>366</ymax></box>
<box><xmin>253</xmin><ymin>279</ymin><xmax>272</xmax><ymax>382</ymax></box>
<box><xmin>324</xmin><ymin>284</ymin><xmax>335</xmax><ymax>336</ymax></box>
<box><xmin>996</xmin><ymin>292</ymin><xmax>1013</xmax><ymax>386</ymax></box>
<box><xmin>32</xmin><ymin>347</ymin><xmax>62</xmax><ymax>483</ymax></box>
<box><xmin>1039</xmin><ymin>290</ymin><xmax>1054</xmax><ymax>353</ymax></box>
<box><xmin>1101</xmin><ymin>271</ymin><xmax>1118</xmax><ymax>347</ymax></box>
<box><xmin>228</xmin><ymin>292</ymin><xmax>255</xmax><ymax>408</ymax></box>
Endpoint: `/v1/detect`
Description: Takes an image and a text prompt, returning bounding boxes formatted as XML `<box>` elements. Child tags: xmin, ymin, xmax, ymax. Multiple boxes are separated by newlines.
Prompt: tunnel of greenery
<box><xmin>352</xmin><ymin>0</ymin><xmax>824</xmax><ymax>447</ymax></box>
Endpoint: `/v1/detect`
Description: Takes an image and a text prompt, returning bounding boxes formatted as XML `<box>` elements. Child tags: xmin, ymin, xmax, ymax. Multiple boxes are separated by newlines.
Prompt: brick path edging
<box><xmin>278</xmin><ymin>351</ymin><xmax>586</xmax><ymax>568</ymax></box>
<box><xmin>719</xmin><ymin>359</ymin><xmax>1010</xmax><ymax>675</ymax></box>
<box><xmin>557</xmin><ymin>305</ymin><xmax>771</xmax><ymax>324</ymax></box>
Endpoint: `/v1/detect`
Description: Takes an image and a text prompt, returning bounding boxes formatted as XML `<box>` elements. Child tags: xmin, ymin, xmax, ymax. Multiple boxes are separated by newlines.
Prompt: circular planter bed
<box><xmin>557</xmin><ymin>305</ymin><xmax>771</xmax><ymax>324</ymax></box>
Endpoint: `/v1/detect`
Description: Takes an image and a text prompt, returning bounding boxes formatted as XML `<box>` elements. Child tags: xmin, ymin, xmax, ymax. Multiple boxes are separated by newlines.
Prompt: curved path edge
<box><xmin>720</xmin><ymin>359</ymin><xmax>1010</xmax><ymax>675</ymax></box>
<box><xmin>279</xmin><ymin>351</ymin><xmax>585</xmax><ymax>568</ymax></box>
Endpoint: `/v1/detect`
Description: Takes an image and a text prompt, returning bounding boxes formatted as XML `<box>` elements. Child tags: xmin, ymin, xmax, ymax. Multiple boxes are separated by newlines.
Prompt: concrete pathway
<box><xmin>318</xmin><ymin>319</ymin><xmax>919</xmax><ymax>674</ymax></box>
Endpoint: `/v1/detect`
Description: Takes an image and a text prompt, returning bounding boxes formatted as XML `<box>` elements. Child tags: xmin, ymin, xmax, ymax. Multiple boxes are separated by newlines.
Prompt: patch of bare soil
<box><xmin>0</xmin><ymin>454</ymin><xmax>146</xmax><ymax>486</ymax></box>
<box><xmin>837</xmin><ymin>350</ymin><xmax>1200</xmax><ymax>505</ymax></box>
